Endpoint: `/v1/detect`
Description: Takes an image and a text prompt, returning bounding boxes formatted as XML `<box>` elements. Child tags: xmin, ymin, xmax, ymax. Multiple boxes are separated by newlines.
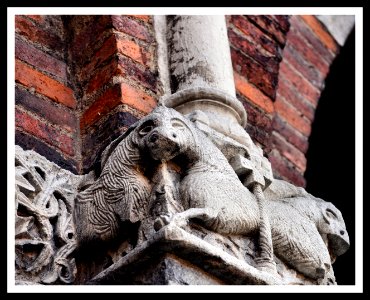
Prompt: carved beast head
<box><xmin>315</xmin><ymin>200</ymin><xmax>350</xmax><ymax>261</ymax></box>
<box><xmin>135</xmin><ymin>106</ymin><xmax>197</xmax><ymax>162</ymax></box>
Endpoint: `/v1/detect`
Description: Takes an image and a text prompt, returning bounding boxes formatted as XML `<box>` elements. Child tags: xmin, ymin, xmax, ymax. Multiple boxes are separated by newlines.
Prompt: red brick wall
<box><xmin>15</xmin><ymin>15</ymin><xmax>158</xmax><ymax>174</ymax></box>
<box><xmin>227</xmin><ymin>15</ymin><xmax>339</xmax><ymax>187</ymax></box>
<box><xmin>66</xmin><ymin>15</ymin><xmax>158</xmax><ymax>173</ymax></box>
<box><xmin>15</xmin><ymin>15</ymin><xmax>340</xmax><ymax>186</ymax></box>
<box><xmin>15</xmin><ymin>15</ymin><xmax>79</xmax><ymax>173</ymax></box>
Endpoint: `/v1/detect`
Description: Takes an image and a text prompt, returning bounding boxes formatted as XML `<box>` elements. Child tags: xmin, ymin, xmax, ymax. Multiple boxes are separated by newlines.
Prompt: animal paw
<box><xmin>154</xmin><ymin>214</ymin><xmax>172</xmax><ymax>231</ymax></box>
<box><xmin>170</xmin><ymin>212</ymin><xmax>189</xmax><ymax>228</ymax></box>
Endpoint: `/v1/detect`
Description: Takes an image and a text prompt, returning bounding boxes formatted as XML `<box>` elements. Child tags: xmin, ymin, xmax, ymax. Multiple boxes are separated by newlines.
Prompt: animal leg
<box><xmin>154</xmin><ymin>208</ymin><xmax>218</xmax><ymax>231</ymax></box>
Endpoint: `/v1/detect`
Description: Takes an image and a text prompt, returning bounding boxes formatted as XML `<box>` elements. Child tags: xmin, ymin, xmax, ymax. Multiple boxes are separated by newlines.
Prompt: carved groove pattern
<box><xmin>15</xmin><ymin>146</ymin><xmax>79</xmax><ymax>284</ymax></box>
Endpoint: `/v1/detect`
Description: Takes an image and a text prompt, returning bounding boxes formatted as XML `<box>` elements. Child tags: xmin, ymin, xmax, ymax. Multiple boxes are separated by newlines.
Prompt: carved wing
<box><xmin>267</xmin><ymin>199</ymin><xmax>332</xmax><ymax>280</ymax></box>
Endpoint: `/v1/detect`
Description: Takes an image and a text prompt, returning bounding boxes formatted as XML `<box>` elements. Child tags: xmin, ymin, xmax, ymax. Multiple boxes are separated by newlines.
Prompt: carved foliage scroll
<box><xmin>15</xmin><ymin>146</ymin><xmax>80</xmax><ymax>285</ymax></box>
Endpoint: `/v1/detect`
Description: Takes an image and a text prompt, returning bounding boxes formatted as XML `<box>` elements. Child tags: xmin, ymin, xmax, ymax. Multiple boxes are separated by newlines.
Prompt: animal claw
<box><xmin>153</xmin><ymin>214</ymin><xmax>172</xmax><ymax>231</ymax></box>
<box><xmin>153</xmin><ymin>213</ymin><xmax>188</xmax><ymax>231</ymax></box>
<box><xmin>170</xmin><ymin>213</ymin><xmax>189</xmax><ymax>228</ymax></box>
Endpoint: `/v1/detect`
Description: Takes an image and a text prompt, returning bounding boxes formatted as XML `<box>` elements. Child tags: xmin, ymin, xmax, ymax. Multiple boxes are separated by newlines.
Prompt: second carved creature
<box><xmin>74</xmin><ymin>106</ymin><xmax>349</xmax><ymax>283</ymax></box>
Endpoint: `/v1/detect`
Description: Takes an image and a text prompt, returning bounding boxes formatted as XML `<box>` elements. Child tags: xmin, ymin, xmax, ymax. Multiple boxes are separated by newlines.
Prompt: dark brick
<box><xmin>240</xmin><ymin>97</ymin><xmax>273</xmax><ymax>131</ymax></box>
<box><xmin>15</xmin><ymin>37</ymin><xmax>67</xmax><ymax>81</ymax></box>
<box><xmin>228</xmin><ymin>15</ymin><xmax>280</xmax><ymax>56</ymax></box>
<box><xmin>81</xmin><ymin>82</ymin><xmax>155</xmax><ymax>130</ymax></box>
<box><xmin>283</xmin><ymin>44</ymin><xmax>326</xmax><ymax>90</ymax></box>
<box><xmin>277</xmin><ymin>78</ymin><xmax>316</xmax><ymax>122</ymax></box>
<box><xmin>245</xmin><ymin>123</ymin><xmax>271</xmax><ymax>152</ymax></box>
<box><xmin>86</xmin><ymin>58</ymin><xmax>119</xmax><ymax>95</ymax></box>
<box><xmin>290</xmin><ymin>16</ymin><xmax>335</xmax><ymax>65</ymax></box>
<box><xmin>231</xmin><ymin>48</ymin><xmax>277</xmax><ymax>99</ymax></box>
<box><xmin>279</xmin><ymin>61</ymin><xmax>321</xmax><ymax>106</ymax></box>
<box><xmin>268</xmin><ymin>149</ymin><xmax>306</xmax><ymax>187</ymax></box>
<box><xmin>16</xmin><ymin>108</ymin><xmax>75</xmax><ymax>156</ymax></box>
<box><xmin>118</xmin><ymin>55</ymin><xmax>158</xmax><ymax>93</ymax></box>
<box><xmin>15</xmin><ymin>16</ymin><xmax>64</xmax><ymax>56</ymax></box>
<box><xmin>228</xmin><ymin>28</ymin><xmax>280</xmax><ymax>74</ymax></box>
<box><xmin>16</xmin><ymin>130</ymin><xmax>78</xmax><ymax>174</ymax></box>
<box><xmin>240</xmin><ymin>97</ymin><xmax>273</xmax><ymax>150</ymax></box>
<box><xmin>272</xmin><ymin>115</ymin><xmax>309</xmax><ymax>153</ymax></box>
<box><xmin>26</xmin><ymin>15</ymin><xmax>44</xmax><ymax>23</ymax></box>
<box><xmin>82</xmin><ymin>110</ymin><xmax>138</xmax><ymax>170</ymax></box>
<box><xmin>80</xmin><ymin>84</ymin><xmax>122</xmax><ymax>130</ymax></box>
<box><xmin>246</xmin><ymin>15</ymin><xmax>287</xmax><ymax>46</ymax></box>
<box><xmin>25</xmin><ymin>16</ymin><xmax>65</xmax><ymax>40</ymax></box>
<box><xmin>78</xmin><ymin>34</ymin><xmax>117</xmax><ymax>83</ymax></box>
<box><xmin>15</xmin><ymin>86</ymin><xmax>77</xmax><ymax>132</ymax></box>
<box><xmin>69</xmin><ymin>15</ymin><xmax>113</xmax><ymax>65</ymax></box>
<box><xmin>268</xmin><ymin>15</ymin><xmax>290</xmax><ymax>32</ymax></box>
<box><xmin>112</xmin><ymin>16</ymin><xmax>153</xmax><ymax>42</ymax></box>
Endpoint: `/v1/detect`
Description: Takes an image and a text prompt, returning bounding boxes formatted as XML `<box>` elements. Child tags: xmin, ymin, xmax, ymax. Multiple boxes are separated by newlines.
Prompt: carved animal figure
<box><xmin>74</xmin><ymin>117</ymin><xmax>157</xmax><ymax>243</ymax></box>
<box><xmin>142</xmin><ymin>106</ymin><xmax>349</xmax><ymax>282</ymax></box>
<box><xmin>142</xmin><ymin>106</ymin><xmax>260</xmax><ymax>235</ymax></box>
<box><xmin>266</xmin><ymin>194</ymin><xmax>349</xmax><ymax>283</ymax></box>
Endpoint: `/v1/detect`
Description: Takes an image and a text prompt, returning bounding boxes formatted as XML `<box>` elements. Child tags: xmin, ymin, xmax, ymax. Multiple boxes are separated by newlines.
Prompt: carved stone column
<box><xmin>165</xmin><ymin>16</ymin><xmax>247</xmax><ymax>134</ymax></box>
<box><xmin>165</xmin><ymin>15</ymin><xmax>277</xmax><ymax>274</ymax></box>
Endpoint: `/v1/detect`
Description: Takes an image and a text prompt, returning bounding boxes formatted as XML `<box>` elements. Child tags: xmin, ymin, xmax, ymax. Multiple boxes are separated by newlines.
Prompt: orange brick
<box><xmin>128</xmin><ymin>15</ymin><xmax>151</xmax><ymax>22</ymax></box>
<box><xmin>274</xmin><ymin>97</ymin><xmax>311</xmax><ymax>137</ymax></box>
<box><xmin>26</xmin><ymin>15</ymin><xmax>44</xmax><ymax>23</ymax></box>
<box><xmin>234</xmin><ymin>72</ymin><xmax>274</xmax><ymax>114</ymax></box>
<box><xmin>80</xmin><ymin>83</ymin><xmax>156</xmax><ymax>130</ymax></box>
<box><xmin>300</xmin><ymin>15</ymin><xmax>338</xmax><ymax>54</ymax></box>
<box><xmin>15</xmin><ymin>60</ymin><xmax>76</xmax><ymax>109</ymax></box>
<box><xmin>117</xmin><ymin>37</ymin><xmax>148</xmax><ymax>66</ymax></box>
<box><xmin>16</xmin><ymin>108</ymin><xmax>75</xmax><ymax>156</ymax></box>
<box><xmin>120</xmin><ymin>82</ymin><xmax>156</xmax><ymax>113</ymax></box>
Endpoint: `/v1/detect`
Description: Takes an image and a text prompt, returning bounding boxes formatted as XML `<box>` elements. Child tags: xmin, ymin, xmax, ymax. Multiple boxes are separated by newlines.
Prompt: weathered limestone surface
<box><xmin>15</xmin><ymin>106</ymin><xmax>350</xmax><ymax>285</ymax></box>
<box><xmin>15</xmin><ymin>145</ymin><xmax>81</xmax><ymax>285</ymax></box>
<box><xmin>73</xmin><ymin>106</ymin><xmax>349</xmax><ymax>285</ymax></box>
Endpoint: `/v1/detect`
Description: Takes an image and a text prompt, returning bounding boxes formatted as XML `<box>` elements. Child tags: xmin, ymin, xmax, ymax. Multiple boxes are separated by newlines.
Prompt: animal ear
<box><xmin>322</xmin><ymin>207</ymin><xmax>338</xmax><ymax>225</ymax></box>
<box><xmin>100</xmin><ymin>122</ymin><xmax>139</xmax><ymax>170</ymax></box>
<box><xmin>185</xmin><ymin>110</ymin><xmax>209</xmax><ymax>126</ymax></box>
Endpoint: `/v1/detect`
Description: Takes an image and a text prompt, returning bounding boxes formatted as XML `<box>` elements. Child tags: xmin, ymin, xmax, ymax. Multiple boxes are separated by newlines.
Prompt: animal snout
<box><xmin>149</xmin><ymin>132</ymin><xmax>159</xmax><ymax>143</ymax></box>
<box><xmin>148</xmin><ymin>130</ymin><xmax>177</xmax><ymax>144</ymax></box>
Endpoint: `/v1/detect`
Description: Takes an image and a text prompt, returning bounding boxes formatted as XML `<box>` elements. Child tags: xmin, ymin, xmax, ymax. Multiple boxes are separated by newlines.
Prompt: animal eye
<box><xmin>326</xmin><ymin>209</ymin><xmax>337</xmax><ymax>219</ymax></box>
<box><xmin>171</xmin><ymin>119</ymin><xmax>185</xmax><ymax>128</ymax></box>
<box><xmin>138</xmin><ymin>123</ymin><xmax>154</xmax><ymax>136</ymax></box>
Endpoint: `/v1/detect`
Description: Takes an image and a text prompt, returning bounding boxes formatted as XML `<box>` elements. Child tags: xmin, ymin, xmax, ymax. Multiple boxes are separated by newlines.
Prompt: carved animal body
<box><xmin>75</xmin><ymin>125</ymin><xmax>152</xmax><ymax>243</ymax></box>
<box><xmin>74</xmin><ymin>106</ymin><xmax>349</xmax><ymax>283</ymax></box>
<box><xmin>266</xmin><ymin>195</ymin><xmax>349</xmax><ymax>282</ymax></box>
<box><xmin>144</xmin><ymin>106</ymin><xmax>260</xmax><ymax>235</ymax></box>
<box><xmin>144</xmin><ymin>107</ymin><xmax>349</xmax><ymax>282</ymax></box>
